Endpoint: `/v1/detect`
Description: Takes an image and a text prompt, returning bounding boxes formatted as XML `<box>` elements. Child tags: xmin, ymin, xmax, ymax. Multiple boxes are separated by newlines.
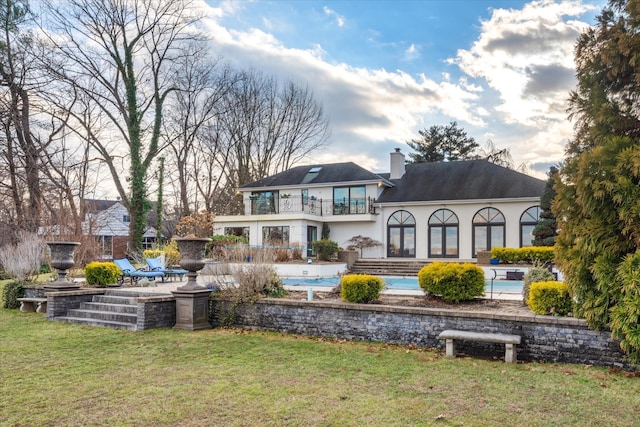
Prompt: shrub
<box><xmin>522</xmin><ymin>267</ymin><xmax>556</xmax><ymax>304</ymax></box>
<box><xmin>312</xmin><ymin>239</ymin><xmax>339</xmax><ymax>261</ymax></box>
<box><xmin>2</xmin><ymin>281</ymin><xmax>25</xmax><ymax>309</ymax></box>
<box><xmin>143</xmin><ymin>242</ymin><xmax>180</xmax><ymax>267</ymax></box>
<box><xmin>527</xmin><ymin>281</ymin><xmax>572</xmax><ymax>316</ymax></box>
<box><xmin>340</xmin><ymin>274</ymin><xmax>384</xmax><ymax>303</ymax></box>
<box><xmin>85</xmin><ymin>262</ymin><xmax>120</xmax><ymax>287</ymax></box>
<box><xmin>0</xmin><ymin>232</ymin><xmax>46</xmax><ymax>281</ymax></box>
<box><xmin>418</xmin><ymin>262</ymin><xmax>485</xmax><ymax>303</ymax></box>
<box><xmin>490</xmin><ymin>247</ymin><xmax>555</xmax><ymax>264</ymax></box>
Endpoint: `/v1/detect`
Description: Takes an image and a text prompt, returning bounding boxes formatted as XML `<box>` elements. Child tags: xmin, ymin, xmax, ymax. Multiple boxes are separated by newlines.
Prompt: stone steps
<box><xmin>349</xmin><ymin>259</ymin><xmax>428</xmax><ymax>276</ymax></box>
<box><xmin>54</xmin><ymin>290</ymin><xmax>142</xmax><ymax>331</ymax></box>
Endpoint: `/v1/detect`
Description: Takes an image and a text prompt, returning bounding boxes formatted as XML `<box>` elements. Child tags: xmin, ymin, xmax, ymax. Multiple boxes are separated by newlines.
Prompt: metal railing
<box><xmin>247</xmin><ymin>195</ymin><xmax>376</xmax><ymax>216</ymax></box>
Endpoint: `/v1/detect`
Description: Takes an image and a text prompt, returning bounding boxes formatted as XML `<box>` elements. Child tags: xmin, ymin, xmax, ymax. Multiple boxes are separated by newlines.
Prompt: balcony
<box><xmin>247</xmin><ymin>195</ymin><xmax>376</xmax><ymax>217</ymax></box>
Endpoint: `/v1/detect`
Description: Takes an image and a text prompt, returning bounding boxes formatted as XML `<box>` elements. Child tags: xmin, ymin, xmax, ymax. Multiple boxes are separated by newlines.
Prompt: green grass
<box><xmin>1</xmin><ymin>295</ymin><xmax>640</xmax><ymax>426</ymax></box>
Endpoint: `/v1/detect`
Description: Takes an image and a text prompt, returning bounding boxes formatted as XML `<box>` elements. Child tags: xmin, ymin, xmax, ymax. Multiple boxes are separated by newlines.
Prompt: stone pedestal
<box><xmin>171</xmin><ymin>289</ymin><xmax>211</xmax><ymax>331</ymax></box>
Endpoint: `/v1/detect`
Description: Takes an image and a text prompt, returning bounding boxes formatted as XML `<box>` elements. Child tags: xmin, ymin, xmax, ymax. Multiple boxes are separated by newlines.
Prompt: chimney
<box><xmin>390</xmin><ymin>148</ymin><xmax>405</xmax><ymax>179</ymax></box>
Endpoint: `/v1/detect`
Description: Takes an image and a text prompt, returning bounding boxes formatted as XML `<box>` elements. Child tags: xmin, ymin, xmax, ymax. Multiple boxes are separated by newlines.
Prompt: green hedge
<box><xmin>527</xmin><ymin>281</ymin><xmax>572</xmax><ymax>316</ymax></box>
<box><xmin>85</xmin><ymin>261</ymin><xmax>120</xmax><ymax>287</ymax></box>
<box><xmin>490</xmin><ymin>247</ymin><xmax>555</xmax><ymax>264</ymax></box>
<box><xmin>418</xmin><ymin>262</ymin><xmax>485</xmax><ymax>303</ymax></box>
<box><xmin>340</xmin><ymin>274</ymin><xmax>384</xmax><ymax>303</ymax></box>
<box><xmin>2</xmin><ymin>281</ymin><xmax>25</xmax><ymax>309</ymax></box>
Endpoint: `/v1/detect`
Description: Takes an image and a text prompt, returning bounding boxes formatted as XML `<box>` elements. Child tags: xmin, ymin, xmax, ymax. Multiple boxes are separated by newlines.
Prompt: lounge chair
<box><xmin>113</xmin><ymin>258</ymin><xmax>164</xmax><ymax>285</ymax></box>
<box><xmin>145</xmin><ymin>258</ymin><xmax>188</xmax><ymax>282</ymax></box>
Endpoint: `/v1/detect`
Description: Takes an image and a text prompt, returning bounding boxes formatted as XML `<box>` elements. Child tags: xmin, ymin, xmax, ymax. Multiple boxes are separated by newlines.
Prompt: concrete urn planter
<box><xmin>45</xmin><ymin>241</ymin><xmax>81</xmax><ymax>291</ymax></box>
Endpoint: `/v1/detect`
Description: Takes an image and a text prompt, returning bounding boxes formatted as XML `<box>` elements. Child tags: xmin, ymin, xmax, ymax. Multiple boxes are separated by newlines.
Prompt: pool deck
<box><xmin>116</xmin><ymin>274</ymin><xmax>521</xmax><ymax>301</ymax></box>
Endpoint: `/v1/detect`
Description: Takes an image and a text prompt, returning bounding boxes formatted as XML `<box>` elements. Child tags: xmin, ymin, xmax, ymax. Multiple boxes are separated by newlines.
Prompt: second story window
<box><xmin>333</xmin><ymin>186</ymin><xmax>366</xmax><ymax>215</ymax></box>
<box><xmin>123</xmin><ymin>214</ymin><xmax>130</xmax><ymax>223</ymax></box>
<box><xmin>251</xmin><ymin>191</ymin><xmax>279</xmax><ymax>215</ymax></box>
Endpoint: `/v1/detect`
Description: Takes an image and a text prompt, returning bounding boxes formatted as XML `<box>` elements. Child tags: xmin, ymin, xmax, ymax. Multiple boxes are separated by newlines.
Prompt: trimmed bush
<box><xmin>85</xmin><ymin>261</ymin><xmax>120</xmax><ymax>287</ymax></box>
<box><xmin>522</xmin><ymin>267</ymin><xmax>556</xmax><ymax>304</ymax></box>
<box><xmin>2</xmin><ymin>281</ymin><xmax>25</xmax><ymax>309</ymax></box>
<box><xmin>312</xmin><ymin>239</ymin><xmax>339</xmax><ymax>261</ymax></box>
<box><xmin>418</xmin><ymin>262</ymin><xmax>485</xmax><ymax>303</ymax></box>
<box><xmin>340</xmin><ymin>274</ymin><xmax>384</xmax><ymax>303</ymax></box>
<box><xmin>490</xmin><ymin>247</ymin><xmax>555</xmax><ymax>264</ymax></box>
<box><xmin>527</xmin><ymin>281</ymin><xmax>572</xmax><ymax>316</ymax></box>
<box><xmin>143</xmin><ymin>242</ymin><xmax>180</xmax><ymax>267</ymax></box>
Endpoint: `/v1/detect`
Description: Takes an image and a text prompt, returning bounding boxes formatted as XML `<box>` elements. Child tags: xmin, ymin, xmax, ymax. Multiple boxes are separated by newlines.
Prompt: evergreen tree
<box><xmin>407</xmin><ymin>121</ymin><xmax>478</xmax><ymax>163</ymax></box>
<box><xmin>532</xmin><ymin>166</ymin><xmax>558</xmax><ymax>246</ymax></box>
<box><xmin>555</xmin><ymin>0</ymin><xmax>640</xmax><ymax>360</ymax></box>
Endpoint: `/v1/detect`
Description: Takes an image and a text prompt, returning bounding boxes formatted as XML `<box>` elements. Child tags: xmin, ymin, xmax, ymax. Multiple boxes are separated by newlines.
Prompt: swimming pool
<box><xmin>282</xmin><ymin>276</ymin><xmax>523</xmax><ymax>294</ymax></box>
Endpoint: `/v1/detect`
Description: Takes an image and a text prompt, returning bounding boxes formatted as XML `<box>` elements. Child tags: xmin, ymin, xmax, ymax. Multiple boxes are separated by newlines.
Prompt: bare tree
<box><xmin>39</xmin><ymin>0</ymin><xmax>204</xmax><ymax>253</ymax></box>
<box><xmin>0</xmin><ymin>0</ymin><xmax>43</xmax><ymax>232</ymax></box>
<box><xmin>219</xmin><ymin>69</ymin><xmax>330</xmax><ymax>189</ymax></box>
<box><xmin>160</xmin><ymin>46</ymin><xmax>234</xmax><ymax>217</ymax></box>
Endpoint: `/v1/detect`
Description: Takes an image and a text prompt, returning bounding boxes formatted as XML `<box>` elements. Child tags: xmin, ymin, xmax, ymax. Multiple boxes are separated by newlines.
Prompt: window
<box><xmin>142</xmin><ymin>237</ymin><xmax>156</xmax><ymax>250</ymax></box>
<box><xmin>251</xmin><ymin>191</ymin><xmax>279</xmax><ymax>215</ymax></box>
<box><xmin>520</xmin><ymin>206</ymin><xmax>541</xmax><ymax>247</ymax></box>
<box><xmin>123</xmin><ymin>214</ymin><xmax>130</xmax><ymax>223</ymax></box>
<box><xmin>262</xmin><ymin>226</ymin><xmax>290</xmax><ymax>246</ymax></box>
<box><xmin>429</xmin><ymin>209</ymin><xmax>459</xmax><ymax>258</ymax></box>
<box><xmin>96</xmin><ymin>235</ymin><xmax>113</xmax><ymax>259</ymax></box>
<box><xmin>301</xmin><ymin>189</ymin><xmax>309</xmax><ymax>206</ymax></box>
<box><xmin>473</xmin><ymin>207</ymin><xmax>505</xmax><ymax>257</ymax></box>
<box><xmin>387</xmin><ymin>210</ymin><xmax>416</xmax><ymax>257</ymax></box>
<box><xmin>333</xmin><ymin>186</ymin><xmax>366</xmax><ymax>215</ymax></box>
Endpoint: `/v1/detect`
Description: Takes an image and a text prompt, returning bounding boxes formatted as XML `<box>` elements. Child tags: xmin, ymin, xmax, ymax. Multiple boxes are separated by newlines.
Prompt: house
<box><xmin>82</xmin><ymin>199</ymin><xmax>159</xmax><ymax>259</ymax></box>
<box><xmin>212</xmin><ymin>149</ymin><xmax>546</xmax><ymax>260</ymax></box>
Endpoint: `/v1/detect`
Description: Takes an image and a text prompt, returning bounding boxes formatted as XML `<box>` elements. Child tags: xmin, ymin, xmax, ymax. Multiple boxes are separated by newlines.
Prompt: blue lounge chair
<box><xmin>146</xmin><ymin>258</ymin><xmax>188</xmax><ymax>282</ymax></box>
<box><xmin>114</xmin><ymin>258</ymin><xmax>164</xmax><ymax>285</ymax></box>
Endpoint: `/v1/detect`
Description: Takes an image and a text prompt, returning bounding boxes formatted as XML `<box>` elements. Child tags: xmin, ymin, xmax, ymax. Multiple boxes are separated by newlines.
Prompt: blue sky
<box><xmin>201</xmin><ymin>0</ymin><xmax>605</xmax><ymax>178</ymax></box>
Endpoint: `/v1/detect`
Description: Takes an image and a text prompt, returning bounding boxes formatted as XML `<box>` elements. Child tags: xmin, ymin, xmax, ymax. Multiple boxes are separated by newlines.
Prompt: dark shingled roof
<box><xmin>376</xmin><ymin>159</ymin><xmax>545</xmax><ymax>203</ymax></box>
<box><xmin>241</xmin><ymin>162</ymin><xmax>388</xmax><ymax>188</ymax></box>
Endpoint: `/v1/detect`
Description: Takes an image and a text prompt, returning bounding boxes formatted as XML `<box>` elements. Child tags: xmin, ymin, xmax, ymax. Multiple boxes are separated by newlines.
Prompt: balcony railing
<box><xmin>247</xmin><ymin>195</ymin><xmax>376</xmax><ymax>216</ymax></box>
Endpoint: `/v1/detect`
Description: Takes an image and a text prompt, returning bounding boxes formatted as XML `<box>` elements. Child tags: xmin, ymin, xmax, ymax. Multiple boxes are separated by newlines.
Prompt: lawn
<box><xmin>1</xmin><ymin>285</ymin><xmax>639</xmax><ymax>426</ymax></box>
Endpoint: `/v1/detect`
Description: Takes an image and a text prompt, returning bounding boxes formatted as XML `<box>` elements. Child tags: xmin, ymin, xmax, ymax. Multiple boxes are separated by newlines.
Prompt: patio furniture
<box><xmin>145</xmin><ymin>258</ymin><xmax>188</xmax><ymax>282</ymax></box>
<box><xmin>113</xmin><ymin>258</ymin><xmax>164</xmax><ymax>285</ymax></box>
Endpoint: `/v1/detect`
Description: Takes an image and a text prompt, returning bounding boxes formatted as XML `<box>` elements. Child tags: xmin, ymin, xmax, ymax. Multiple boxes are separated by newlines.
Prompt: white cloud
<box><xmin>404</xmin><ymin>43</ymin><xmax>419</xmax><ymax>60</ymax></box>
<box><xmin>452</xmin><ymin>0</ymin><xmax>593</xmax><ymax>126</ymax></box>
<box><xmin>198</xmin><ymin>0</ymin><xmax>596</xmax><ymax>178</ymax></box>
<box><xmin>323</xmin><ymin>6</ymin><xmax>345</xmax><ymax>27</ymax></box>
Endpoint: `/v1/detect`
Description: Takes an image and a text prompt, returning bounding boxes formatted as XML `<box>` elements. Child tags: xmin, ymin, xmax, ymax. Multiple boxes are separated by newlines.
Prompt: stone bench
<box><xmin>17</xmin><ymin>297</ymin><xmax>47</xmax><ymax>314</ymax></box>
<box><xmin>438</xmin><ymin>329</ymin><xmax>522</xmax><ymax>363</ymax></box>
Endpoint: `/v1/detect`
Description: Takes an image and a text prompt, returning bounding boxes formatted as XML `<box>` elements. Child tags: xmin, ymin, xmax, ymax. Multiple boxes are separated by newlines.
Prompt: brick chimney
<box><xmin>389</xmin><ymin>148</ymin><xmax>405</xmax><ymax>179</ymax></box>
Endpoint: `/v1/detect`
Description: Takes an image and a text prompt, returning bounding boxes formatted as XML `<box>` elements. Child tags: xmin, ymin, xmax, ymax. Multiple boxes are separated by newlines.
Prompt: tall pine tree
<box><xmin>532</xmin><ymin>166</ymin><xmax>558</xmax><ymax>246</ymax></box>
<box><xmin>555</xmin><ymin>0</ymin><xmax>640</xmax><ymax>360</ymax></box>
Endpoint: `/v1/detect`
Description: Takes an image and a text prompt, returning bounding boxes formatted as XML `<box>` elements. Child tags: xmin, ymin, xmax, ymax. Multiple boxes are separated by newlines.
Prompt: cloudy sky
<box><xmin>201</xmin><ymin>0</ymin><xmax>604</xmax><ymax>178</ymax></box>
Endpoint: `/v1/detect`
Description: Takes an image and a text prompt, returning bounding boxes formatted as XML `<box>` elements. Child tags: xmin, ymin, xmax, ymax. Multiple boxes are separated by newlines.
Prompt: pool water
<box><xmin>282</xmin><ymin>276</ymin><xmax>523</xmax><ymax>294</ymax></box>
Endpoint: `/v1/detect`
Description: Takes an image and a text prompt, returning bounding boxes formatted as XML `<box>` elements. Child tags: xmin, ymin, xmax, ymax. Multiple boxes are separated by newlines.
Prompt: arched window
<box><xmin>473</xmin><ymin>207</ymin><xmax>505</xmax><ymax>257</ymax></box>
<box><xmin>387</xmin><ymin>210</ymin><xmax>416</xmax><ymax>258</ymax></box>
<box><xmin>429</xmin><ymin>209</ymin><xmax>459</xmax><ymax>258</ymax></box>
<box><xmin>520</xmin><ymin>206</ymin><xmax>541</xmax><ymax>247</ymax></box>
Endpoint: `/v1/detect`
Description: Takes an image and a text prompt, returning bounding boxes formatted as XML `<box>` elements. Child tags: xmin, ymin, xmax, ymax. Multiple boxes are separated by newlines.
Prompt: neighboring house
<box><xmin>82</xmin><ymin>199</ymin><xmax>159</xmax><ymax>259</ymax></box>
<box><xmin>213</xmin><ymin>149</ymin><xmax>546</xmax><ymax>261</ymax></box>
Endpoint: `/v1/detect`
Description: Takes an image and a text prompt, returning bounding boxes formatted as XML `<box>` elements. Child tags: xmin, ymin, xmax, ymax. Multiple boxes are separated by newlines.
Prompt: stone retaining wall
<box><xmin>211</xmin><ymin>298</ymin><xmax>634</xmax><ymax>369</ymax></box>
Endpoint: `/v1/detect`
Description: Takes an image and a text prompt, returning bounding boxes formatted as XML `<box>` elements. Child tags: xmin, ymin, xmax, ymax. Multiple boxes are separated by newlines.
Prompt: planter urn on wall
<box><xmin>44</xmin><ymin>241</ymin><xmax>82</xmax><ymax>291</ymax></box>
<box><xmin>171</xmin><ymin>237</ymin><xmax>212</xmax><ymax>331</ymax></box>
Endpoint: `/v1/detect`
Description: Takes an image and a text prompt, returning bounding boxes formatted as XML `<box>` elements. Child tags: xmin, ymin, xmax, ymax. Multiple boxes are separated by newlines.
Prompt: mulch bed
<box><xmin>286</xmin><ymin>290</ymin><xmax>533</xmax><ymax>316</ymax></box>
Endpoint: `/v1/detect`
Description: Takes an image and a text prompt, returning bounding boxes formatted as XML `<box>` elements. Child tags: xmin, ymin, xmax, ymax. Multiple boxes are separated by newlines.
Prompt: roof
<box><xmin>240</xmin><ymin>162</ymin><xmax>391</xmax><ymax>188</ymax></box>
<box><xmin>82</xmin><ymin>199</ymin><xmax>119</xmax><ymax>214</ymax></box>
<box><xmin>376</xmin><ymin>159</ymin><xmax>545</xmax><ymax>203</ymax></box>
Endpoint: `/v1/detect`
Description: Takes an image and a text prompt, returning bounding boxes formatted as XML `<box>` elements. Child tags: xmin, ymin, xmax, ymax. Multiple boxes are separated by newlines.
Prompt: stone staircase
<box><xmin>54</xmin><ymin>290</ymin><xmax>143</xmax><ymax>331</ymax></box>
<box><xmin>348</xmin><ymin>259</ymin><xmax>429</xmax><ymax>276</ymax></box>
